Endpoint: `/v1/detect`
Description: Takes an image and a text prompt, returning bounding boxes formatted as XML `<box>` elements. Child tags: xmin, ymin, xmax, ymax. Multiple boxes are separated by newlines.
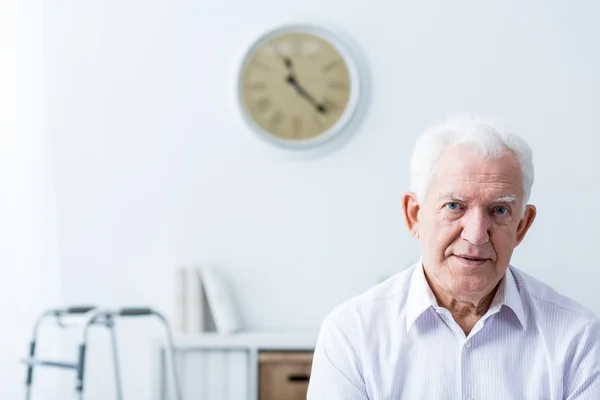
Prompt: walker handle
<box><xmin>119</xmin><ymin>307</ymin><xmax>153</xmax><ymax>316</ymax></box>
<box><xmin>65</xmin><ymin>306</ymin><xmax>97</xmax><ymax>314</ymax></box>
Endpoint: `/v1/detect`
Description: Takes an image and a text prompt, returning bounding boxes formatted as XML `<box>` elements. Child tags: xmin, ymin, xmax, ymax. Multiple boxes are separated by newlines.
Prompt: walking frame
<box><xmin>22</xmin><ymin>306</ymin><xmax>182</xmax><ymax>400</ymax></box>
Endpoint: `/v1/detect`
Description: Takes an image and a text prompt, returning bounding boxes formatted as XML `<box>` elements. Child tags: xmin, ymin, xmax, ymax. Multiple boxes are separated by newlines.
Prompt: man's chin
<box><xmin>448</xmin><ymin>276</ymin><xmax>493</xmax><ymax>296</ymax></box>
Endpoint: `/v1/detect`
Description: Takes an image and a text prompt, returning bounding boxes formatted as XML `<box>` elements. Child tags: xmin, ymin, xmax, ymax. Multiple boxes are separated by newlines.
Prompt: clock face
<box><xmin>239</xmin><ymin>28</ymin><xmax>356</xmax><ymax>146</ymax></box>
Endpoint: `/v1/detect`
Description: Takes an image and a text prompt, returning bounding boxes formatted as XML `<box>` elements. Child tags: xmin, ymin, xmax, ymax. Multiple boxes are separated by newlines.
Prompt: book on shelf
<box><xmin>173</xmin><ymin>265</ymin><xmax>242</xmax><ymax>335</ymax></box>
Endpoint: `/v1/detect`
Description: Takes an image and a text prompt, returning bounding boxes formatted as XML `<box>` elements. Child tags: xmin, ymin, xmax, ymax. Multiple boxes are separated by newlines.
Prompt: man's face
<box><xmin>415</xmin><ymin>145</ymin><xmax>535</xmax><ymax>298</ymax></box>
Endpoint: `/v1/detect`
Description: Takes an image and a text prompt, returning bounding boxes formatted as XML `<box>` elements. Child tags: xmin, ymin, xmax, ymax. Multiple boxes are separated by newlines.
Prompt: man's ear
<box><xmin>402</xmin><ymin>192</ymin><xmax>421</xmax><ymax>239</ymax></box>
<box><xmin>515</xmin><ymin>204</ymin><xmax>536</xmax><ymax>247</ymax></box>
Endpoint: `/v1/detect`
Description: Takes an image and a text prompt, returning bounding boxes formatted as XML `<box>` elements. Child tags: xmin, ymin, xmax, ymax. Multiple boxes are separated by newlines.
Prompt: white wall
<box><xmin>44</xmin><ymin>1</ymin><xmax>600</xmax><ymax>399</ymax></box>
<box><xmin>0</xmin><ymin>0</ymin><xmax>62</xmax><ymax>399</ymax></box>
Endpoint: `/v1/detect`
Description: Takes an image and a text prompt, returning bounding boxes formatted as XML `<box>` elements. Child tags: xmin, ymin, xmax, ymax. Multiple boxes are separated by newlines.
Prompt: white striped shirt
<box><xmin>307</xmin><ymin>259</ymin><xmax>600</xmax><ymax>399</ymax></box>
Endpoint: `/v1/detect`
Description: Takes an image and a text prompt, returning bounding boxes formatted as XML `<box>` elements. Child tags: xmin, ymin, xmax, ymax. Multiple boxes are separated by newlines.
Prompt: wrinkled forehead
<box><xmin>429</xmin><ymin>145</ymin><xmax>524</xmax><ymax>202</ymax></box>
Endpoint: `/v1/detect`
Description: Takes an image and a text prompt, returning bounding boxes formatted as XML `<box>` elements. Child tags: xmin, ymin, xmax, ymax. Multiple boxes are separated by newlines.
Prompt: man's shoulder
<box><xmin>510</xmin><ymin>265</ymin><xmax>598</xmax><ymax>324</ymax></box>
<box><xmin>323</xmin><ymin>265</ymin><xmax>415</xmax><ymax>328</ymax></box>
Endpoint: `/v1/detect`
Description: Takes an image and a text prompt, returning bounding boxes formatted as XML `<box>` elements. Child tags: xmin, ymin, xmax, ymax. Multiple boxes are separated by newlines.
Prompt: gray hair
<box><xmin>409</xmin><ymin>115</ymin><xmax>534</xmax><ymax>217</ymax></box>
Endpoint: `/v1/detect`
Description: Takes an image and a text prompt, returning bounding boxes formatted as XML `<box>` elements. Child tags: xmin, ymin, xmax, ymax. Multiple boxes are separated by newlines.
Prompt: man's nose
<box><xmin>460</xmin><ymin>209</ymin><xmax>490</xmax><ymax>245</ymax></box>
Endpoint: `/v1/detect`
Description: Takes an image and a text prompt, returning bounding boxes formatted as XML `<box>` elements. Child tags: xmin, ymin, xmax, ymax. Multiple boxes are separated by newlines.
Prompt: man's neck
<box><xmin>424</xmin><ymin>271</ymin><xmax>500</xmax><ymax>335</ymax></box>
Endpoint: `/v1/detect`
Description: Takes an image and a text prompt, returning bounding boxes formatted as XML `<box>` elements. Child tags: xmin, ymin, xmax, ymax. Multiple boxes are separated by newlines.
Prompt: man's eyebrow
<box><xmin>438</xmin><ymin>192</ymin><xmax>467</xmax><ymax>202</ymax></box>
<box><xmin>493</xmin><ymin>195</ymin><xmax>518</xmax><ymax>203</ymax></box>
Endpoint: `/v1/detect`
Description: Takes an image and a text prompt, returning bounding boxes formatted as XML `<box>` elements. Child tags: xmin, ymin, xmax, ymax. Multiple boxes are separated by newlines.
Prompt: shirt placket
<box><xmin>435</xmin><ymin>307</ymin><xmax>493</xmax><ymax>400</ymax></box>
<box><xmin>460</xmin><ymin>334</ymin><xmax>476</xmax><ymax>400</ymax></box>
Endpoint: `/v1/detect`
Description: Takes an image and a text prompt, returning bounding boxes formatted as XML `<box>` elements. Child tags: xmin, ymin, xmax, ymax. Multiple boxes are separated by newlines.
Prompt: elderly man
<box><xmin>307</xmin><ymin>115</ymin><xmax>600</xmax><ymax>399</ymax></box>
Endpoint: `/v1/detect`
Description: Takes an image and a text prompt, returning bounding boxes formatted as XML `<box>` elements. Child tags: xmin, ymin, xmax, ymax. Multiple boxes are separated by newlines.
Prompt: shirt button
<box><xmin>465</xmin><ymin>340</ymin><xmax>471</xmax><ymax>348</ymax></box>
<box><xmin>466</xmin><ymin>397</ymin><xmax>474</xmax><ymax>400</ymax></box>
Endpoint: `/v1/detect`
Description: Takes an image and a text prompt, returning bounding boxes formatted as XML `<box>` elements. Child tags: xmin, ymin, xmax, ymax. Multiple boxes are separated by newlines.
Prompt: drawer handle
<box><xmin>288</xmin><ymin>374</ymin><xmax>310</xmax><ymax>382</ymax></box>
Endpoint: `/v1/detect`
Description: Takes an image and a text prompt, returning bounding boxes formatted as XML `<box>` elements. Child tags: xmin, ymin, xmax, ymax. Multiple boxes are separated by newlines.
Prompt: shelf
<box><xmin>154</xmin><ymin>331</ymin><xmax>319</xmax><ymax>400</ymax></box>
<box><xmin>169</xmin><ymin>330</ymin><xmax>318</xmax><ymax>351</ymax></box>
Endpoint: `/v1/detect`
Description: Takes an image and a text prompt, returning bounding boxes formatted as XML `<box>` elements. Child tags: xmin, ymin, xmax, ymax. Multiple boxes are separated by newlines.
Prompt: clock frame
<box><xmin>237</xmin><ymin>24</ymin><xmax>363</xmax><ymax>150</ymax></box>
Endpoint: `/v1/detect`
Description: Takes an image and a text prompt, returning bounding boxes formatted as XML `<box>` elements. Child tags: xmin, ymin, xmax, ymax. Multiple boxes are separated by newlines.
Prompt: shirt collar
<box><xmin>405</xmin><ymin>257</ymin><xmax>527</xmax><ymax>333</ymax></box>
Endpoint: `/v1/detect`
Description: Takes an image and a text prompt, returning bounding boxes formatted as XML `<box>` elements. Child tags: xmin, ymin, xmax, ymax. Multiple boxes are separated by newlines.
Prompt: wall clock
<box><xmin>237</xmin><ymin>24</ymin><xmax>363</xmax><ymax>150</ymax></box>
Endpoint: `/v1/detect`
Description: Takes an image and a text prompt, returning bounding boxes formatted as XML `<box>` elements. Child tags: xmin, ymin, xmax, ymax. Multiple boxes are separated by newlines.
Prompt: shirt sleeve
<box><xmin>307</xmin><ymin>315</ymin><xmax>369</xmax><ymax>400</ymax></box>
<box><xmin>564</xmin><ymin>315</ymin><xmax>600</xmax><ymax>399</ymax></box>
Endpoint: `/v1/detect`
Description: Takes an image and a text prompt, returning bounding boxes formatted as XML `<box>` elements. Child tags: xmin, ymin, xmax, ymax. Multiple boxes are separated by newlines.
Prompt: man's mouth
<box><xmin>454</xmin><ymin>254</ymin><xmax>489</xmax><ymax>262</ymax></box>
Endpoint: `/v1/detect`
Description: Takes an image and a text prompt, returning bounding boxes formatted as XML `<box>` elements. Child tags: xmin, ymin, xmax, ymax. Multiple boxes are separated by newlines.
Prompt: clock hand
<box><xmin>285</xmin><ymin>74</ymin><xmax>328</xmax><ymax>114</ymax></box>
<box><xmin>276</xmin><ymin>51</ymin><xmax>328</xmax><ymax>114</ymax></box>
<box><xmin>275</xmin><ymin>50</ymin><xmax>295</xmax><ymax>71</ymax></box>
<box><xmin>283</xmin><ymin>56</ymin><xmax>293</xmax><ymax>70</ymax></box>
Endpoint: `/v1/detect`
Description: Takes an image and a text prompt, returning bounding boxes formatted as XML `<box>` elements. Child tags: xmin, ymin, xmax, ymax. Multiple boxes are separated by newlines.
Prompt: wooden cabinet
<box><xmin>259</xmin><ymin>351</ymin><xmax>313</xmax><ymax>400</ymax></box>
<box><xmin>154</xmin><ymin>332</ymin><xmax>317</xmax><ymax>400</ymax></box>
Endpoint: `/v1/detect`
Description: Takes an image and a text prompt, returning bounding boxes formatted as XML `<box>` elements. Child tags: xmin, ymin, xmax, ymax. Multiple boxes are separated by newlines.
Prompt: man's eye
<box><xmin>494</xmin><ymin>206</ymin><xmax>509</xmax><ymax>215</ymax></box>
<box><xmin>445</xmin><ymin>202</ymin><xmax>461</xmax><ymax>211</ymax></box>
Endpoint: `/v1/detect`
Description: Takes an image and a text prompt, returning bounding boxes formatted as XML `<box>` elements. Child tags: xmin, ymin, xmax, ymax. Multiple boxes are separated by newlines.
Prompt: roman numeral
<box><xmin>322</xmin><ymin>59</ymin><xmax>341</xmax><ymax>72</ymax></box>
<box><xmin>269</xmin><ymin>111</ymin><xmax>283</xmax><ymax>129</ymax></box>
<box><xmin>313</xmin><ymin>113</ymin><xmax>323</xmax><ymax>129</ymax></box>
<box><xmin>254</xmin><ymin>97</ymin><xmax>271</xmax><ymax>113</ymax></box>
<box><xmin>291</xmin><ymin>116</ymin><xmax>302</xmax><ymax>138</ymax></box>
<box><xmin>246</xmin><ymin>81</ymin><xmax>267</xmax><ymax>91</ymax></box>
<box><xmin>322</xmin><ymin>97</ymin><xmax>340</xmax><ymax>111</ymax></box>
<box><xmin>252</xmin><ymin>59</ymin><xmax>270</xmax><ymax>71</ymax></box>
<box><xmin>292</xmin><ymin>39</ymin><xmax>302</xmax><ymax>55</ymax></box>
<box><xmin>328</xmin><ymin>81</ymin><xmax>348</xmax><ymax>90</ymax></box>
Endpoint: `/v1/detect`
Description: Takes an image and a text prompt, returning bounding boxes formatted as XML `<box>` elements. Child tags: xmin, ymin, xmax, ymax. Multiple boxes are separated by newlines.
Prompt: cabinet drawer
<box><xmin>258</xmin><ymin>351</ymin><xmax>313</xmax><ymax>400</ymax></box>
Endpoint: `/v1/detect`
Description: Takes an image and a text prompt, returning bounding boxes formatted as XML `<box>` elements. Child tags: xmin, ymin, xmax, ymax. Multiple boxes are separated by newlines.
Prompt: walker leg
<box><xmin>24</xmin><ymin>340</ymin><xmax>36</xmax><ymax>400</ymax></box>
<box><xmin>156</xmin><ymin>314</ymin><xmax>182</xmax><ymax>400</ymax></box>
<box><xmin>107</xmin><ymin>317</ymin><xmax>124</xmax><ymax>400</ymax></box>
<box><xmin>76</xmin><ymin>343</ymin><xmax>87</xmax><ymax>400</ymax></box>
<box><xmin>164</xmin><ymin>332</ymin><xmax>183</xmax><ymax>400</ymax></box>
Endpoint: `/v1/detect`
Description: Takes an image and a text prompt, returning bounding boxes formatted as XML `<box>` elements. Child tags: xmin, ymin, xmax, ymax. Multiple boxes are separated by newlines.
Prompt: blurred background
<box><xmin>2</xmin><ymin>0</ymin><xmax>599</xmax><ymax>399</ymax></box>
